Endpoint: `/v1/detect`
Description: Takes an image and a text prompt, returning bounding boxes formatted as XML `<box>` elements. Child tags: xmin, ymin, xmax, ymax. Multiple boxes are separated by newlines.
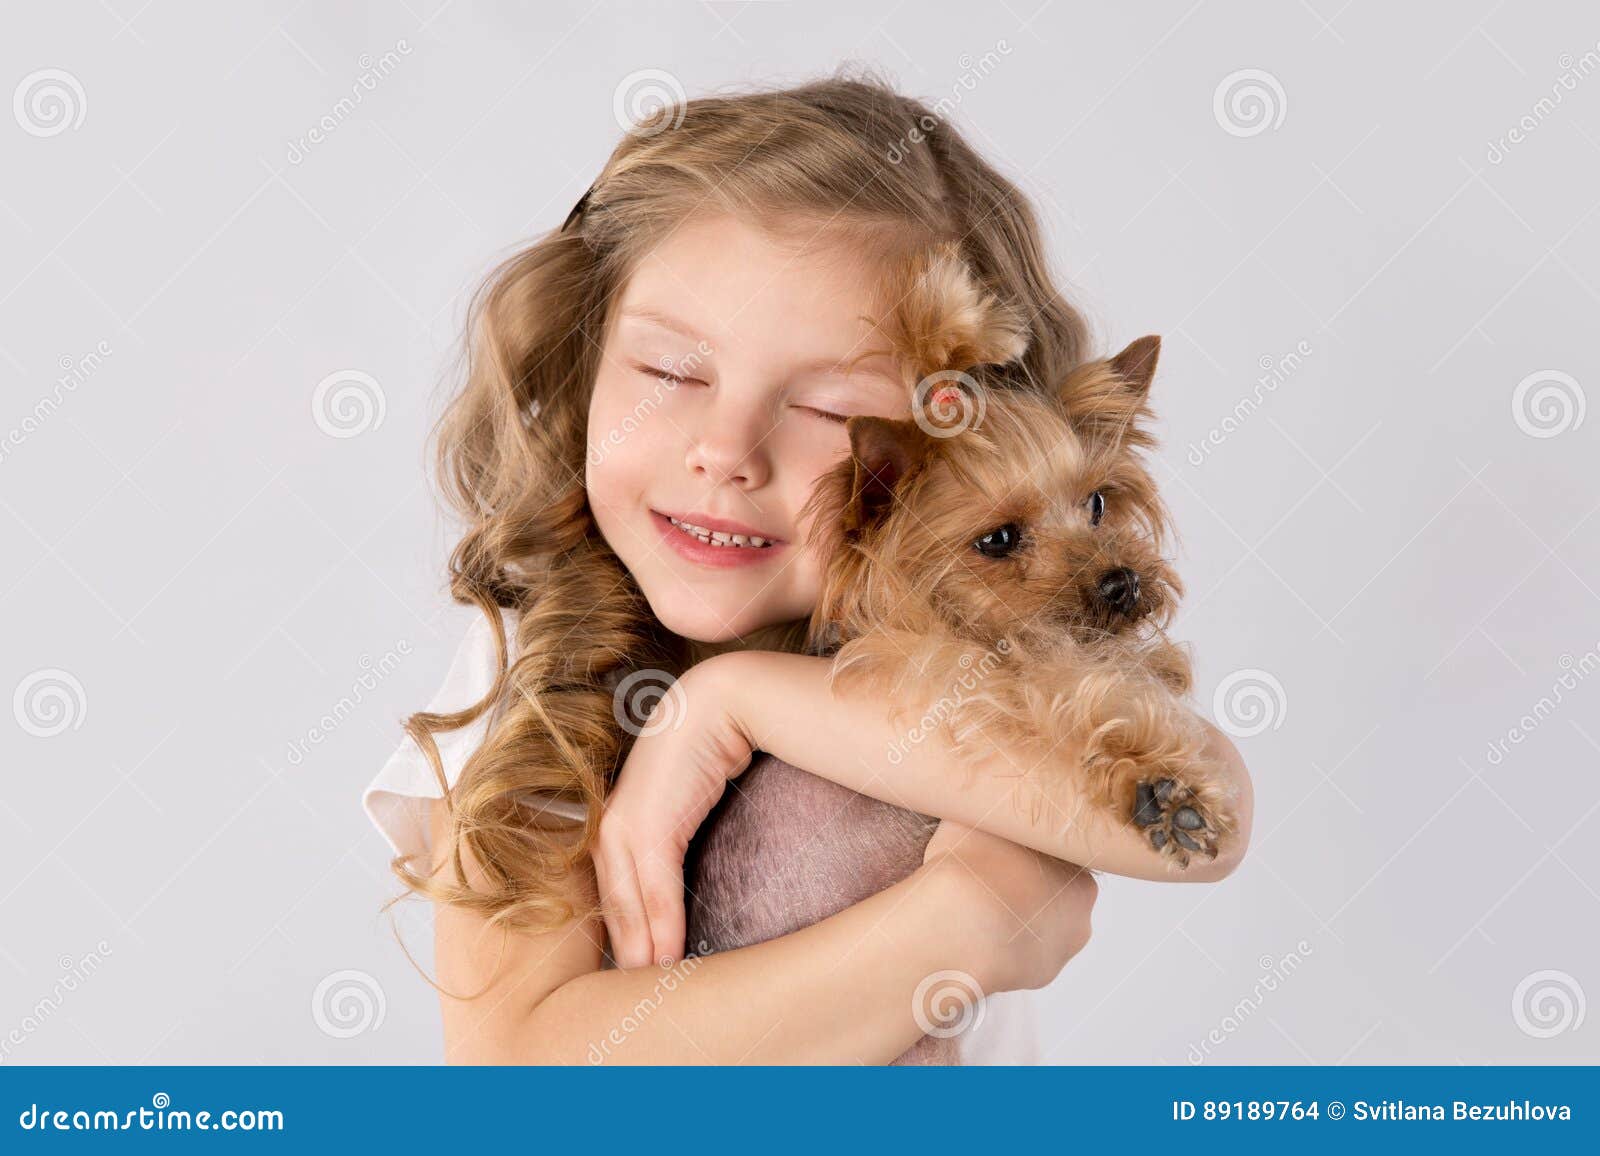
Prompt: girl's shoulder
<box><xmin>361</xmin><ymin>605</ymin><xmax>520</xmax><ymax>861</ymax></box>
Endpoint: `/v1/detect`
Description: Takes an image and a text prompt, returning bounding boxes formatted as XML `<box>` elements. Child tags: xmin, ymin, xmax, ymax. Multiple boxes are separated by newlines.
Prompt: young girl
<box><xmin>364</xmin><ymin>72</ymin><xmax>1253</xmax><ymax>1064</ymax></box>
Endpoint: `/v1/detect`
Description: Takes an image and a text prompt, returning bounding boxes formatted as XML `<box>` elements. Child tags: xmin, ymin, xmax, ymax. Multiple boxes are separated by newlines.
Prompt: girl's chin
<box><xmin>643</xmin><ymin>592</ymin><xmax>799</xmax><ymax>647</ymax></box>
<box><xmin>656</xmin><ymin>608</ymin><xmax>764</xmax><ymax>645</ymax></box>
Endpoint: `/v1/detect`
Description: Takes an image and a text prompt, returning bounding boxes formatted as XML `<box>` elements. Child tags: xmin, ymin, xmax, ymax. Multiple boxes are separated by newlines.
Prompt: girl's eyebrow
<box><xmin>619</xmin><ymin>306</ymin><xmax>710</xmax><ymax>345</ymax></box>
<box><xmin>794</xmin><ymin>352</ymin><xmax>902</xmax><ymax>389</ymax></box>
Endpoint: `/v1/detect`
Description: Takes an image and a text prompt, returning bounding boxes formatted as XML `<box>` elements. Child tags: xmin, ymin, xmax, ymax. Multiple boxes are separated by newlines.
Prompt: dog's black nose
<box><xmin>1096</xmin><ymin>567</ymin><xmax>1141</xmax><ymax>616</ymax></box>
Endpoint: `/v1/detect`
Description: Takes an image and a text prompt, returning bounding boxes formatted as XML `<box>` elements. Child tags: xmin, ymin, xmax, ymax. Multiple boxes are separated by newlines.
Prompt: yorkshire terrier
<box><xmin>804</xmin><ymin>338</ymin><xmax>1233</xmax><ymax>867</ymax></box>
<box><xmin>685</xmin><ymin>247</ymin><xmax>1234</xmax><ymax>1062</ymax></box>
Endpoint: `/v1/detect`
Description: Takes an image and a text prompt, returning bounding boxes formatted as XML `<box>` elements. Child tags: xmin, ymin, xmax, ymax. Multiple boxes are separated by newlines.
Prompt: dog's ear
<box><xmin>1108</xmin><ymin>335</ymin><xmax>1161</xmax><ymax>398</ymax></box>
<box><xmin>844</xmin><ymin>416</ymin><xmax>932</xmax><ymax>533</ymax></box>
<box><xmin>1058</xmin><ymin>335</ymin><xmax>1162</xmax><ymax>452</ymax></box>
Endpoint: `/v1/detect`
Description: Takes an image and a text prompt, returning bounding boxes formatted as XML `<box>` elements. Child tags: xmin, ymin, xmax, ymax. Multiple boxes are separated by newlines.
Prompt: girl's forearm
<box><xmin>517</xmin><ymin>858</ymin><xmax>992</xmax><ymax>1064</ymax></box>
<box><xmin>711</xmin><ymin>649</ymin><xmax>1251</xmax><ymax>882</ymax></box>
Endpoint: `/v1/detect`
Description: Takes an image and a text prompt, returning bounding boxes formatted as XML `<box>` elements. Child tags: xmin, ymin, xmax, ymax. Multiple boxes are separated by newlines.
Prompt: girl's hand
<box><xmin>921</xmin><ymin>820</ymin><xmax>1099</xmax><ymax>993</ymax></box>
<box><xmin>594</xmin><ymin>662</ymin><xmax>755</xmax><ymax>969</ymax></box>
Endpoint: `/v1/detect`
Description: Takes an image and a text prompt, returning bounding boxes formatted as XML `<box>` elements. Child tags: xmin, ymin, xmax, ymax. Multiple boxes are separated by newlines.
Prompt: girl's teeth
<box><xmin>667</xmin><ymin>516</ymin><xmax>771</xmax><ymax>548</ymax></box>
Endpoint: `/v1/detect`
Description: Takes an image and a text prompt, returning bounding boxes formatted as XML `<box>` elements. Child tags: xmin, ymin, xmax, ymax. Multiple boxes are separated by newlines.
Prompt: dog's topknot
<box><xmin>872</xmin><ymin>241</ymin><xmax>1031</xmax><ymax>388</ymax></box>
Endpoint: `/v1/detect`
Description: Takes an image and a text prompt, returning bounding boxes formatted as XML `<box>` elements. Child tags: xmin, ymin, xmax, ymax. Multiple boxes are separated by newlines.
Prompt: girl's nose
<box><xmin>683</xmin><ymin>408</ymin><xmax>772</xmax><ymax>491</ymax></box>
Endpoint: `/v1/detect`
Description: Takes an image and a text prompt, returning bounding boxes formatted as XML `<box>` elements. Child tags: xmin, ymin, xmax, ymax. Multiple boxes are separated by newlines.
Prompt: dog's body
<box><xmin>685</xmin><ymin>754</ymin><xmax>956</xmax><ymax>1064</ymax></box>
<box><xmin>683</xmin><ymin>245</ymin><xmax>1235</xmax><ymax>1062</ymax></box>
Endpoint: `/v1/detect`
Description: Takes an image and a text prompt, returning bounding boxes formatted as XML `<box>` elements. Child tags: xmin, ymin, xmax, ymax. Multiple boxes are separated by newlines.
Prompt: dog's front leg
<box><xmin>998</xmin><ymin>652</ymin><xmax>1236</xmax><ymax>870</ymax></box>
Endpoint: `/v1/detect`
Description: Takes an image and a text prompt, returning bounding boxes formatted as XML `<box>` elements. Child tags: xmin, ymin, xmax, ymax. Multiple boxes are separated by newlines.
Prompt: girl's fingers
<box><xmin>637</xmin><ymin>849</ymin><xmax>688</xmax><ymax>966</ymax></box>
<box><xmin>595</xmin><ymin>842</ymin><xmax>652</xmax><ymax>969</ymax></box>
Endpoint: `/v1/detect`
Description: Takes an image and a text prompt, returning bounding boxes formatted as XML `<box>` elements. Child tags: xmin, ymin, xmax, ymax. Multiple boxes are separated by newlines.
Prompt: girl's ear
<box><xmin>844</xmin><ymin>416</ymin><xmax>932</xmax><ymax>532</ymax></box>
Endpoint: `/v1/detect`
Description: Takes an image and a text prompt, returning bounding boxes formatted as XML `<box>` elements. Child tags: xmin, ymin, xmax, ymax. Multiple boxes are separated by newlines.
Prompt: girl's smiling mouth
<box><xmin>650</xmin><ymin>508</ymin><xmax>786</xmax><ymax>568</ymax></box>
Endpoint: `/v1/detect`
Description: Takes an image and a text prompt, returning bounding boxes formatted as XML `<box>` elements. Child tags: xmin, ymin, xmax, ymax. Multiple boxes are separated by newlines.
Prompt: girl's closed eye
<box><xmin>792</xmin><ymin>387</ymin><xmax>887</xmax><ymax>424</ymax></box>
<box><xmin>635</xmin><ymin>361</ymin><xmax>705</xmax><ymax>387</ymax></box>
<box><xmin>795</xmin><ymin>403</ymin><xmax>851</xmax><ymax>424</ymax></box>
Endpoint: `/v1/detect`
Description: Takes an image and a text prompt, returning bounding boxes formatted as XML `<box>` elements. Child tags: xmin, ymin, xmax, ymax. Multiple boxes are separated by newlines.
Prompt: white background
<box><xmin>2</xmin><ymin>1</ymin><xmax>1596</xmax><ymax>1063</ymax></box>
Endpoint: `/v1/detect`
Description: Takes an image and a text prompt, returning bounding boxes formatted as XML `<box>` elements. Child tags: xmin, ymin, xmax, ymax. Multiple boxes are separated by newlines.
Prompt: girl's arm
<box><xmin>595</xmin><ymin>649</ymin><xmax>1252</xmax><ymax>969</ymax></box>
<box><xmin>429</xmin><ymin>800</ymin><xmax>1095</xmax><ymax>1063</ymax></box>
<box><xmin>710</xmin><ymin>649</ymin><xmax>1254</xmax><ymax>882</ymax></box>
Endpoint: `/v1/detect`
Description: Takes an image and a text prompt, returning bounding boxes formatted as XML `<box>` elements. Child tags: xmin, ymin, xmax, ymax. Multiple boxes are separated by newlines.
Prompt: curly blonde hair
<box><xmin>386</xmin><ymin>67</ymin><xmax>1093</xmax><ymax>931</ymax></box>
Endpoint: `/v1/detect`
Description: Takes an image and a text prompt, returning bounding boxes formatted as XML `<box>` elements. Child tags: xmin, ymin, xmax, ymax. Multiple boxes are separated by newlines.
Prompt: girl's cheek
<box><xmin>586</xmin><ymin>370</ymin><xmax>678</xmax><ymax>473</ymax></box>
<box><xmin>780</xmin><ymin>431</ymin><xmax>853</xmax><ymax>540</ymax></box>
<box><xmin>788</xmin><ymin>423</ymin><xmax>854</xmax><ymax>485</ymax></box>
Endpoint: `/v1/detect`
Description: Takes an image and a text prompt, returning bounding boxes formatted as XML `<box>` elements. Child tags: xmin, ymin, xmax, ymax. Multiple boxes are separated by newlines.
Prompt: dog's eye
<box><xmin>1087</xmin><ymin>490</ymin><xmax>1106</xmax><ymax>527</ymax></box>
<box><xmin>974</xmin><ymin>524</ymin><xmax>1022</xmax><ymax>558</ymax></box>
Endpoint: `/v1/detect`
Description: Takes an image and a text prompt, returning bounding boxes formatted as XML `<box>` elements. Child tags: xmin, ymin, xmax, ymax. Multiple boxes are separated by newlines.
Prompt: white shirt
<box><xmin>362</xmin><ymin>610</ymin><xmax>1040</xmax><ymax>1064</ymax></box>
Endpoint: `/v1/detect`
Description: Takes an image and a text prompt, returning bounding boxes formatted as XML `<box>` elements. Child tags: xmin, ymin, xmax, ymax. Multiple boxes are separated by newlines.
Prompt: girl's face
<box><xmin>586</xmin><ymin>213</ymin><xmax>911</xmax><ymax>643</ymax></box>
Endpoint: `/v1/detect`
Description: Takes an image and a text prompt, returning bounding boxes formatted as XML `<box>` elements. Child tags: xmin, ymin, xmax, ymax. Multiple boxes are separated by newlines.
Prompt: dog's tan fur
<box><xmin>801</xmin><ymin>245</ymin><xmax>1236</xmax><ymax>865</ymax></box>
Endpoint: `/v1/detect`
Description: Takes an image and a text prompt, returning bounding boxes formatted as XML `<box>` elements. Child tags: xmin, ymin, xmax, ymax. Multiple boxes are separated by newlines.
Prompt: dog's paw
<box><xmin>1132</xmin><ymin>778</ymin><xmax>1218</xmax><ymax>867</ymax></box>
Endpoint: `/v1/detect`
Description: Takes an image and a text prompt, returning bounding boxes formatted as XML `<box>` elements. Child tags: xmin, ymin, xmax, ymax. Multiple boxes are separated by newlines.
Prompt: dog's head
<box><xmin>808</xmin><ymin>335</ymin><xmax>1181</xmax><ymax>657</ymax></box>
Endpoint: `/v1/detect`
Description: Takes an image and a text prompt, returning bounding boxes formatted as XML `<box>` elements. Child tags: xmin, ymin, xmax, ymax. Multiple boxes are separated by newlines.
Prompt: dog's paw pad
<box><xmin>1132</xmin><ymin>778</ymin><xmax>1218</xmax><ymax>867</ymax></box>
